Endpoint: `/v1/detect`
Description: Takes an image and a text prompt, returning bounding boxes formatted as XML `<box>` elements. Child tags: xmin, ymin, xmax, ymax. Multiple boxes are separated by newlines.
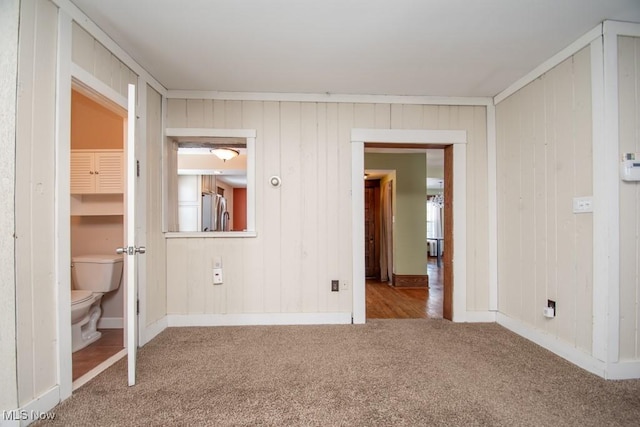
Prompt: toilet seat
<box><xmin>71</xmin><ymin>290</ymin><xmax>93</xmax><ymax>305</ymax></box>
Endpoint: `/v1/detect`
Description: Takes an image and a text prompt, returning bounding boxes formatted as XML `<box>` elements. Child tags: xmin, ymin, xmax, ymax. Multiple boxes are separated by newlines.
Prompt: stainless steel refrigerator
<box><xmin>202</xmin><ymin>193</ymin><xmax>229</xmax><ymax>231</ymax></box>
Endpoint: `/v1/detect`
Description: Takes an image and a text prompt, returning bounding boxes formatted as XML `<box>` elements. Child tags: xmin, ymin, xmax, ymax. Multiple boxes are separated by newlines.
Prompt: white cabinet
<box><xmin>71</xmin><ymin>150</ymin><xmax>123</xmax><ymax>194</ymax></box>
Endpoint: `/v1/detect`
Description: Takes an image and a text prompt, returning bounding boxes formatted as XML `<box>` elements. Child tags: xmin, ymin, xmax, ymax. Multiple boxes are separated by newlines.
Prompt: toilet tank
<box><xmin>71</xmin><ymin>254</ymin><xmax>123</xmax><ymax>292</ymax></box>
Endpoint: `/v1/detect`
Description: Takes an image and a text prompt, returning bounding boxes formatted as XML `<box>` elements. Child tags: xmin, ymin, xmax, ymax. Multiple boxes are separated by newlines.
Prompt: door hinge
<box><xmin>136</xmin><ymin>299</ymin><xmax>140</xmax><ymax>315</ymax></box>
<box><xmin>136</xmin><ymin>160</ymin><xmax>140</xmax><ymax>177</ymax></box>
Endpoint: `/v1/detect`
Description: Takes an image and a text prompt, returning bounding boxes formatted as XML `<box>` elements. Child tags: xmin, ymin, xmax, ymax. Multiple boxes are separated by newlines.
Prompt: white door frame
<box><xmin>55</xmin><ymin>12</ymin><xmax>131</xmax><ymax>399</ymax></box>
<box><xmin>351</xmin><ymin>129</ymin><xmax>467</xmax><ymax>324</ymax></box>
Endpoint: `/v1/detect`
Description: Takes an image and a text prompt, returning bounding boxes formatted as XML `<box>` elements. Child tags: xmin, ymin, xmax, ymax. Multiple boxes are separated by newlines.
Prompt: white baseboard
<box><xmin>72</xmin><ymin>349</ymin><xmax>126</xmax><ymax>392</ymax></box>
<box><xmin>497</xmin><ymin>313</ymin><xmax>606</xmax><ymax>378</ymax></box>
<box><xmin>459</xmin><ymin>310</ymin><xmax>497</xmax><ymax>323</ymax></box>
<box><xmin>140</xmin><ymin>316</ymin><xmax>168</xmax><ymax>346</ymax></box>
<box><xmin>168</xmin><ymin>312</ymin><xmax>352</xmax><ymax>327</ymax></box>
<box><xmin>0</xmin><ymin>385</ymin><xmax>59</xmax><ymax>427</ymax></box>
<box><xmin>97</xmin><ymin>317</ymin><xmax>123</xmax><ymax>329</ymax></box>
<box><xmin>606</xmin><ymin>360</ymin><xmax>640</xmax><ymax>380</ymax></box>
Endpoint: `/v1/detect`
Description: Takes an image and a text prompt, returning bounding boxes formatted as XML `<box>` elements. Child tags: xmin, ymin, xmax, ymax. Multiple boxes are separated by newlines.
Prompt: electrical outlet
<box><xmin>545</xmin><ymin>299</ymin><xmax>556</xmax><ymax>318</ymax></box>
<box><xmin>331</xmin><ymin>280</ymin><xmax>339</xmax><ymax>292</ymax></box>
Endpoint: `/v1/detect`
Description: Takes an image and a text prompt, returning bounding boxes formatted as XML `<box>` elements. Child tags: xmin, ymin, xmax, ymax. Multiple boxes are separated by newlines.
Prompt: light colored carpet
<box><xmin>38</xmin><ymin>320</ymin><xmax>640</xmax><ymax>426</ymax></box>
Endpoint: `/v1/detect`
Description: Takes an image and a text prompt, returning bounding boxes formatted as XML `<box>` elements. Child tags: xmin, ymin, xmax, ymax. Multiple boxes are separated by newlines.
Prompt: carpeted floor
<box><xmin>38</xmin><ymin>320</ymin><xmax>640</xmax><ymax>426</ymax></box>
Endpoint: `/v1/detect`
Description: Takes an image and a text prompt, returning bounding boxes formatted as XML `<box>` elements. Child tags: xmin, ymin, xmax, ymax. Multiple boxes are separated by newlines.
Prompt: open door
<box><xmin>118</xmin><ymin>84</ymin><xmax>145</xmax><ymax>386</ymax></box>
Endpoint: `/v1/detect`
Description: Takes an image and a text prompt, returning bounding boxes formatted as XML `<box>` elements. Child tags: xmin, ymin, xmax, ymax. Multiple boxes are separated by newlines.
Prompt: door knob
<box><xmin>116</xmin><ymin>247</ymin><xmax>127</xmax><ymax>255</ymax></box>
<box><xmin>116</xmin><ymin>246</ymin><xmax>146</xmax><ymax>255</ymax></box>
<box><xmin>135</xmin><ymin>246</ymin><xmax>146</xmax><ymax>254</ymax></box>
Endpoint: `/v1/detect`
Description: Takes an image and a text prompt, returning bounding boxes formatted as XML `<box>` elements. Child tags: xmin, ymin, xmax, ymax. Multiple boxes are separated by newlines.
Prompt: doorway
<box><xmin>364</xmin><ymin>148</ymin><xmax>447</xmax><ymax>320</ymax></box>
<box><xmin>68</xmin><ymin>82</ymin><xmax>128</xmax><ymax>390</ymax></box>
<box><xmin>351</xmin><ymin>129</ymin><xmax>467</xmax><ymax>324</ymax></box>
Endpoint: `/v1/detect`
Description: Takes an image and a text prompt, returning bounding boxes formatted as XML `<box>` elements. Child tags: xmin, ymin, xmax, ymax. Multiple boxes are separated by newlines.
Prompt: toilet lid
<box><xmin>71</xmin><ymin>290</ymin><xmax>93</xmax><ymax>305</ymax></box>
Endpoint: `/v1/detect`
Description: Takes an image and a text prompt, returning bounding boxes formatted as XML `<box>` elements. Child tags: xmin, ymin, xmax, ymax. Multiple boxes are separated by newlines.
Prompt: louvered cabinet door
<box><xmin>94</xmin><ymin>151</ymin><xmax>124</xmax><ymax>193</ymax></box>
<box><xmin>70</xmin><ymin>151</ymin><xmax>96</xmax><ymax>194</ymax></box>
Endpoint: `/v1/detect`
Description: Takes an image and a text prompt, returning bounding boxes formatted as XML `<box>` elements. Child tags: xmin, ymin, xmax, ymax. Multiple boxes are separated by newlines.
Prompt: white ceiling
<box><xmin>71</xmin><ymin>0</ymin><xmax>640</xmax><ymax>98</ymax></box>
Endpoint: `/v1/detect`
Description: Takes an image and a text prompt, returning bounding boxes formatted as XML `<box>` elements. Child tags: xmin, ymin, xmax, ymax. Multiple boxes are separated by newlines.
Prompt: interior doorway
<box><xmin>68</xmin><ymin>81</ymin><xmax>128</xmax><ymax>390</ymax></box>
<box><xmin>351</xmin><ymin>128</ymin><xmax>467</xmax><ymax>324</ymax></box>
<box><xmin>363</xmin><ymin>147</ymin><xmax>448</xmax><ymax>320</ymax></box>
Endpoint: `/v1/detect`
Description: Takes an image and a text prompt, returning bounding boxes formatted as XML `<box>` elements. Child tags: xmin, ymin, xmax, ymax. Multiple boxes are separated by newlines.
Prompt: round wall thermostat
<box><xmin>269</xmin><ymin>176</ymin><xmax>281</xmax><ymax>187</ymax></box>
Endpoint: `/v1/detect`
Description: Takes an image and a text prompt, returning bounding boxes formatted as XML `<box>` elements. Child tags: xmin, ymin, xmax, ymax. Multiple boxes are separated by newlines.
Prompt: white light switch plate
<box><xmin>573</xmin><ymin>196</ymin><xmax>593</xmax><ymax>213</ymax></box>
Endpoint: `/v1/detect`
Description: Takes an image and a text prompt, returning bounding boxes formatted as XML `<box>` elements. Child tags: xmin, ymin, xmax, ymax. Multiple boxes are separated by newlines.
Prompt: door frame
<box><xmin>55</xmin><ymin>15</ymin><xmax>134</xmax><ymax>397</ymax></box>
<box><xmin>351</xmin><ymin>129</ymin><xmax>468</xmax><ymax>323</ymax></box>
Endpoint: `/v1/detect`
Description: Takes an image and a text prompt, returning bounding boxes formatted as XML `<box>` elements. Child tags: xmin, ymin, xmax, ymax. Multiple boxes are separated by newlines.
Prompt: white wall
<box><xmin>0</xmin><ymin>0</ymin><xmax>19</xmax><ymax>411</ymax></box>
<box><xmin>496</xmin><ymin>47</ymin><xmax>593</xmax><ymax>352</ymax></box>
<box><xmin>618</xmin><ymin>36</ymin><xmax>640</xmax><ymax>361</ymax></box>
<box><xmin>166</xmin><ymin>100</ymin><xmax>489</xmax><ymax>318</ymax></box>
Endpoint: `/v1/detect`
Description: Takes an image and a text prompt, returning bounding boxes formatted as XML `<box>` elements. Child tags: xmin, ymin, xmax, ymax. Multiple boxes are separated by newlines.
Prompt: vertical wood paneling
<box><xmin>15</xmin><ymin>0</ymin><xmax>58</xmax><ymax>405</ymax></box>
<box><xmin>186</xmin><ymin>99</ymin><xmax>205</xmax><ymax>127</ymax></box>
<box><xmin>338</xmin><ymin>103</ymin><xmax>354</xmax><ymax>312</ymax></box>
<box><xmin>496</xmin><ymin>48</ymin><xmax>594</xmax><ymax>351</ymax></box>
<box><xmin>145</xmin><ymin>85</ymin><xmax>166</xmax><ymax>325</ymax></box>
<box><xmin>165</xmin><ymin>99</ymin><xmax>491</xmax><ymax>318</ymax></box>
<box><xmin>166</xmin><ymin>239</ymin><xmax>188</xmax><ymax>313</ymax></box>
<box><xmin>262</xmin><ymin>101</ymin><xmax>282</xmax><ymax>312</ymax></box>
<box><xmin>618</xmin><ymin>36</ymin><xmax>640</xmax><ymax>359</ymax></box>
<box><xmin>325</xmin><ymin>103</ymin><xmax>341</xmax><ymax>311</ymax></box>
<box><xmin>279</xmin><ymin>102</ymin><xmax>302</xmax><ymax>312</ymax></box>
<box><xmin>301</xmin><ymin>103</ymin><xmax>319</xmax><ymax>312</ymax></box>
<box><xmin>71</xmin><ymin>22</ymin><xmax>137</xmax><ymax>98</ymax></box>
<box><xmin>242</xmin><ymin>101</ymin><xmax>265</xmax><ymax>312</ymax></box>
<box><xmin>573</xmin><ymin>47</ymin><xmax>593</xmax><ymax>353</ymax></box>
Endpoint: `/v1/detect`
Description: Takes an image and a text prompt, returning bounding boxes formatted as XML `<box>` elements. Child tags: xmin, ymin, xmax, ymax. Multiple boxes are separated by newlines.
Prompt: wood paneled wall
<box><xmin>618</xmin><ymin>36</ymin><xmax>640</xmax><ymax>360</ymax></box>
<box><xmin>72</xmin><ymin>22</ymin><xmax>137</xmax><ymax>98</ymax></box>
<box><xmin>14</xmin><ymin>0</ymin><xmax>58</xmax><ymax>406</ymax></box>
<box><xmin>166</xmin><ymin>100</ymin><xmax>489</xmax><ymax>315</ymax></box>
<box><xmin>145</xmin><ymin>85</ymin><xmax>167</xmax><ymax>326</ymax></box>
<box><xmin>496</xmin><ymin>47</ymin><xmax>593</xmax><ymax>352</ymax></box>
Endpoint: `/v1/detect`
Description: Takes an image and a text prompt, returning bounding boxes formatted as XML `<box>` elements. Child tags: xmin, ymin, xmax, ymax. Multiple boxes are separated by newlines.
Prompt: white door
<box><xmin>118</xmin><ymin>84</ymin><xmax>144</xmax><ymax>386</ymax></box>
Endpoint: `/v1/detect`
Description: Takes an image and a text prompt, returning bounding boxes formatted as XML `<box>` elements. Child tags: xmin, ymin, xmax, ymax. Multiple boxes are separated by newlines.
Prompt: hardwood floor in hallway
<box><xmin>72</xmin><ymin>329</ymin><xmax>124</xmax><ymax>381</ymax></box>
<box><xmin>366</xmin><ymin>257</ymin><xmax>443</xmax><ymax>319</ymax></box>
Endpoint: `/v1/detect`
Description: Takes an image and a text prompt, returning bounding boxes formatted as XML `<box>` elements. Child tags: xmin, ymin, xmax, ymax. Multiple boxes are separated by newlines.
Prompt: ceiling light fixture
<box><xmin>210</xmin><ymin>148</ymin><xmax>239</xmax><ymax>161</ymax></box>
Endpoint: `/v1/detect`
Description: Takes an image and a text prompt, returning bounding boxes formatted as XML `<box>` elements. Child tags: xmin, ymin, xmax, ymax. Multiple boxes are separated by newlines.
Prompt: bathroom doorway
<box><xmin>69</xmin><ymin>83</ymin><xmax>126</xmax><ymax>387</ymax></box>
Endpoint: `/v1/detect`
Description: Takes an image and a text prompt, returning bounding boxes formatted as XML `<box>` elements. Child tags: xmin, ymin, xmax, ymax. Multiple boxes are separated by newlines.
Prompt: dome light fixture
<box><xmin>210</xmin><ymin>147</ymin><xmax>239</xmax><ymax>161</ymax></box>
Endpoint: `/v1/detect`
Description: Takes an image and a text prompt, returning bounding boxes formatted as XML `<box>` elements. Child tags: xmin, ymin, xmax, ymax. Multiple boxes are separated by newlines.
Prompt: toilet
<box><xmin>70</xmin><ymin>254</ymin><xmax>123</xmax><ymax>353</ymax></box>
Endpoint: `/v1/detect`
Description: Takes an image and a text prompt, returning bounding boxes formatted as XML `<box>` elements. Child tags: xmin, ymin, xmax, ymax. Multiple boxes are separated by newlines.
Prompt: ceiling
<box><xmin>71</xmin><ymin>0</ymin><xmax>640</xmax><ymax>98</ymax></box>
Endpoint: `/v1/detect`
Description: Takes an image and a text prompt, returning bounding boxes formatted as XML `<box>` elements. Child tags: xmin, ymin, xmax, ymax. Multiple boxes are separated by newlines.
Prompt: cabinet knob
<box><xmin>89</xmin><ymin>171</ymin><xmax>94</xmax><ymax>175</ymax></box>
<box><xmin>94</xmin><ymin>171</ymin><xmax>99</xmax><ymax>174</ymax></box>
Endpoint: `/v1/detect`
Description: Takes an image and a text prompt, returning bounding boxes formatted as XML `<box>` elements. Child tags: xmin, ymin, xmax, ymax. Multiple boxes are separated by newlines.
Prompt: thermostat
<box><xmin>621</xmin><ymin>153</ymin><xmax>640</xmax><ymax>182</ymax></box>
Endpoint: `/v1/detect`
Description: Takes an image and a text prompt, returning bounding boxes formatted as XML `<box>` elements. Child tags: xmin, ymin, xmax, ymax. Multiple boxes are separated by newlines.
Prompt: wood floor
<box><xmin>72</xmin><ymin>329</ymin><xmax>124</xmax><ymax>381</ymax></box>
<box><xmin>366</xmin><ymin>257</ymin><xmax>443</xmax><ymax>319</ymax></box>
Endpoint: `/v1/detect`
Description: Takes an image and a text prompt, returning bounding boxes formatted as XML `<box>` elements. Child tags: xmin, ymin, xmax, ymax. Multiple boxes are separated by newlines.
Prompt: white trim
<box><xmin>136</xmin><ymin>76</ymin><xmax>148</xmax><ymax>350</ymax></box>
<box><xmin>167</xmin><ymin>90</ymin><xmax>493</xmax><ymax>106</ymax></box>
<box><xmin>604</xmin><ymin>20</ymin><xmax>640</xmax><ymax>38</ymax></box>
<box><xmin>54</xmin><ymin>10</ymin><xmax>73</xmax><ymax>402</ymax></box>
<box><xmin>97</xmin><ymin>317</ymin><xmax>123</xmax><ymax>329</ymax></box>
<box><xmin>352</xmin><ymin>129</ymin><xmax>467</xmax><ymax>144</ymax></box>
<box><xmin>463</xmin><ymin>311</ymin><xmax>497</xmax><ymax>323</ymax></box>
<box><xmin>351</xmin><ymin>129</ymin><xmax>468</xmax><ymax>323</ymax></box>
<box><xmin>0</xmin><ymin>386</ymin><xmax>60</xmax><ymax>427</ymax></box>
<box><xmin>486</xmin><ymin>104</ymin><xmax>498</xmax><ymax>311</ymax></box>
<box><xmin>246</xmin><ymin>137</ymin><xmax>256</xmax><ymax>233</ymax></box>
<box><xmin>452</xmin><ymin>143</ymin><xmax>467</xmax><ymax>322</ymax></box>
<box><xmin>497</xmin><ymin>313</ymin><xmax>606</xmax><ymax>378</ymax></box>
<box><xmin>351</xmin><ymin>141</ymin><xmax>365</xmax><ymax>324</ymax></box>
<box><xmin>71</xmin><ymin>63</ymin><xmax>127</xmax><ymax>111</ymax></box>
<box><xmin>590</xmin><ymin>37</ymin><xmax>608</xmax><ymax>363</ymax></box>
<box><xmin>606</xmin><ymin>361</ymin><xmax>640</xmax><ymax>380</ymax></box>
<box><xmin>166</xmin><ymin>128</ymin><xmax>257</xmax><ymax>139</ymax></box>
<box><xmin>167</xmin><ymin>313</ymin><xmax>352</xmax><ymax>327</ymax></box>
<box><xmin>602</xmin><ymin>25</ymin><xmax>621</xmax><ymax>364</ymax></box>
<box><xmin>51</xmin><ymin>0</ymin><xmax>166</xmax><ymax>96</ymax></box>
<box><xmin>164</xmin><ymin>231</ymin><xmax>258</xmax><ymax>239</ymax></box>
<box><xmin>72</xmin><ymin>349</ymin><xmax>126</xmax><ymax>391</ymax></box>
<box><xmin>139</xmin><ymin>316</ymin><xmax>168</xmax><ymax>346</ymax></box>
<box><xmin>495</xmin><ymin>24</ymin><xmax>603</xmax><ymax>104</ymax></box>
